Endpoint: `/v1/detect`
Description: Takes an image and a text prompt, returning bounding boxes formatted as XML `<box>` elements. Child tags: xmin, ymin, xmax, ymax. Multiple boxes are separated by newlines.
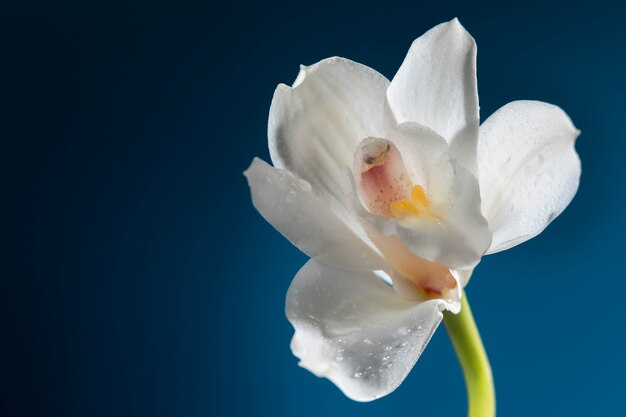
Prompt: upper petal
<box><xmin>286</xmin><ymin>259</ymin><xmax>449</xmax><ymax>401</ymax></box>
<box><xmin>268</xmin><ymin>57</ymin><xmax>390</xmax><ymax>217</ymax></box>
<box><xmin>244</xmin><ymin>158</ymin><xmax>384</xmax><ymax>271</ymax></box>
<box><xmin>386</xmin><ymin>18</ymin><xmax>479</xmax><ymax>172</ymax></box>
<box><xmin>477</xmin><ymin>101</ymin><xmax>581</xmax><ymax>254</ymax></box>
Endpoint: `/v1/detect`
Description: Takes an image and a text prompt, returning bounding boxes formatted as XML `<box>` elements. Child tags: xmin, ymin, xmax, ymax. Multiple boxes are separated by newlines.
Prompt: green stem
<box><xmin>443</xmin><ymin>292</ymin><xmax>495</xmax><ymax>417</ymax></box>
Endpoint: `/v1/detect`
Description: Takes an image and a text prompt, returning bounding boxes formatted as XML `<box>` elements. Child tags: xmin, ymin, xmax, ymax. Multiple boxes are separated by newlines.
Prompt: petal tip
<box><xmin>440</xmin><ymin>16</ymin><xmax>472</xmax><ymax>39</ymax></box>
<box><xmin>293</xmin><ymin>66</ymin><xmax>307</xmax><ymax>88</ymax></box>
<box><xmin>243</xmin><ymin>157</ymin><xmax>263</xmax><ymax>178</ymax></box>
<box><xmin>449</xmin><ymin>16</ymin><xmax>461</xmax><ymax>26</ymax></box>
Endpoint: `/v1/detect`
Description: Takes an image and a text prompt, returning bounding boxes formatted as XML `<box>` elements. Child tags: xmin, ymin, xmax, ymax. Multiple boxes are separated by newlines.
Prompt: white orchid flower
<box><xmin>244</xmin><ymin>18</ymin><xmax>580</xmax><ymax>405</ymax></box>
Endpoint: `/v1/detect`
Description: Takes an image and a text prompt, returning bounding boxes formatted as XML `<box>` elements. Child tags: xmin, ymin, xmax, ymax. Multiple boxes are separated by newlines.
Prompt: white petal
<box><xmin>395</xmin><ymin>162</ymin><xmax>491</xmax><ymax>269</ymax></box>
<box><xmin>286</xmin><ymin>260</ymin><xmax>449</xmax><ymax>401</ymax></box>
<box><xmin>356</xmin><ymin>123</ymin><xmax>491</xmax><ymax>270</ymax></box>
<box><xmin>245</xmin><ymin>158</ymin><xmax>384</xmax><ymax>271</ymax></box>
<box><xmin>477</xmin><ymin>101</ymin><xmax>581</xmax><ymax>254</ymax></box>
<box><xmin>386</xmin><ymin>18</ymin><xmax>479</xmax><ymax>172</ymax></box>
<box><xmin>451</xmin><ymin>268</ymin><xmax>473</xmax><ymax>288</ymax></box>
<box><xmin>268</xmin><ymin>57</ymin><xmax>389</xmax><ymax>216</ymax></box>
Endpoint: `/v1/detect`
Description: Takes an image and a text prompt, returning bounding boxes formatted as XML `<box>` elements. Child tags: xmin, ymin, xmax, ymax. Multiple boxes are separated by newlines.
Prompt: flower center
<box><xmin>389</xmin><ymin>184</ymin><xmax>430</xmax><ymax>218</ymax></box>
<box><xmin>355</xmin><ymin>138</ymin><xmax>432</xmax><ymax>219</ymax></box>
<box><xmin>354</xmin><ymin>138</ymin><xmax>456</xmax><ymax>297</ymax></box>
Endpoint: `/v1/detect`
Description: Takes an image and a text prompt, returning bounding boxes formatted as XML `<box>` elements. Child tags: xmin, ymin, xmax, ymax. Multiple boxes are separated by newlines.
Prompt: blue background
<box><xmin>2</xmin><ymin>0</ymin><xmax>624</xmax><ymax>416</ymax></box>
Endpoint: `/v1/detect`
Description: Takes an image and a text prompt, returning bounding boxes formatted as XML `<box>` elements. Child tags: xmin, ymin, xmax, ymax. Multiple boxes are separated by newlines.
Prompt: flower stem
<box><xmin>443</xmin><ymin>292</ymin><xmax>495</xmax><ymax>417</ymax></box>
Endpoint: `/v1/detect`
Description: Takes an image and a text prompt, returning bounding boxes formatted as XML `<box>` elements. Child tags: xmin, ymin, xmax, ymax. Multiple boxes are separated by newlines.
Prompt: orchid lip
<box><xmin>355</xmin><ymin>137</ymin><xmax>436</xmax><ymax>221</ymax></box>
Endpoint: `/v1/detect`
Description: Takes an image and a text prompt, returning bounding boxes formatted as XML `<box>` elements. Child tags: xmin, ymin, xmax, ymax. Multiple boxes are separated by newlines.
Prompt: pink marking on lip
<box><xmin>358</xmin><ymin>143</ymin><xmax>412</xmax><ymax>217</ymax></box>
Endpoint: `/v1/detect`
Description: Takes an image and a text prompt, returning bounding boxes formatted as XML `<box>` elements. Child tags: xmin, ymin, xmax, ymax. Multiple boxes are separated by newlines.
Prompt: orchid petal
<box><xmin>386</xmin><ymin>18</ymin><xmax>479</xmax><ymax>172</ymax></box>
<box><xmin>395</xmin><ymin>161</ymin><xmax>491</xmax><ymax>270</ymax></box>
<box><xmin>477</xmin><ymin>101</ymin><xmax>581</xmax><ymax>254</ymax></box>
<box><xmin>286</xmin><ymin>260</ymin><xmax>449</xmax><ymax>401</ymax></box>
<box><xmin>451</xmin><ymin>268</ymin><xmax>473</xmax><ymax>288</ymax></box>
<box><xmin>268</xmin><ymin>57</ymin><xmax>389</xmax><ymax>216</ymax></box>
<box><xmin>245</xmin><ymin>158</ymin><xmax>384</xmax><ymax>271</ymax></box>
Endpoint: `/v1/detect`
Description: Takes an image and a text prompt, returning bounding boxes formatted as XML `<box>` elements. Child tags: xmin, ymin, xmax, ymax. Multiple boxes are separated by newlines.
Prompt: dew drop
<box><xmin>397</xmin><ymin>327</ymin><xmax>409</xmax><ymax>336</ymax></box>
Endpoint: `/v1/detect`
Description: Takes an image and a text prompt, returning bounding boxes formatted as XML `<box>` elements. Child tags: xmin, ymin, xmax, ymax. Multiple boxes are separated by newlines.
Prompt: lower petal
<box><xmin>286</xmin><ymin>260</ymin><xmax>450</xmax><ymax>401</ymax></box>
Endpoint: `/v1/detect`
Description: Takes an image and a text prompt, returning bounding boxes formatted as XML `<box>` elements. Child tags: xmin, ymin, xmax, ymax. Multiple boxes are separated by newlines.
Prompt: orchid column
<box><xmin>246</xmin><ymin>18</ymin><xmax>580</xmax><ymax>416</ymax></box>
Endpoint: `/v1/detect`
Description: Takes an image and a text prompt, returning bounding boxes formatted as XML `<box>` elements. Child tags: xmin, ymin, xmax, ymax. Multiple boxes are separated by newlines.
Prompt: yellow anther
<box><xmin>389</xmin><ymin>185</ymin><xmax>431</xmax><ymax>219</ymax></box>
<box><xmin>411</xmin><ymin>185</ymin><xmax>430</xmax><ymax>208</ymax></box>
<box><xmin>390</xmin><ymin>201</ymin><xmax>421</xmax><ymax>217</ymax></box>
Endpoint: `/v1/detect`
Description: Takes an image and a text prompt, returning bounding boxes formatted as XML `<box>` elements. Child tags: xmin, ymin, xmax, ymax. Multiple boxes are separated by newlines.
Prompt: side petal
<box><xmin>269</xmin><ymin>57</ymin><xmax>389</xmax><ymax>215</ymax></box>
<box><xmin>244</xmin><ymin>158</ymin><xmax>384</xmax><ymax>271</ymax></box>
<box><xmin>477</xmin><ymin>101</ymin><xmax>581</xmax><ymax>254</ymax></box>
<box><xmin>386</xmin><ymin>18</ymin><xmax>479</xmax><ymax>172</ymax></box>
<box><xmin>286</xmin><ymin>260</ymin><xmax>449</xmax><ymax>401</ymax></box>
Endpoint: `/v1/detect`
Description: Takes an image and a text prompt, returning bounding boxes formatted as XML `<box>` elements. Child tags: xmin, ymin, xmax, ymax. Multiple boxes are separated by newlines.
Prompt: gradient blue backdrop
<box><xmin>2</xmin><ymin>0</ymin><xmax>624</xmax><ymax>416</ymax></box>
